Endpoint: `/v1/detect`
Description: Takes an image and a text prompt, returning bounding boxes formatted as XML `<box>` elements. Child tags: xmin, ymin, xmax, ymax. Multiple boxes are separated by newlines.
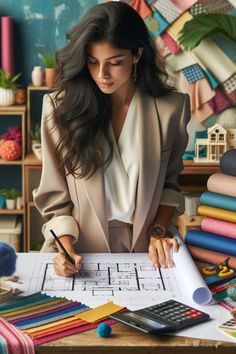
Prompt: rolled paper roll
<box><xmin>200</xmin><ymin>191</ymin><xmax>236</xmax><ymax>212</ymax></box>
<box><xmin>185</xmin><ymin>229</ymin><xmax>236</xmax><ymax>256</ymax></box>
<box><xmin>1</xmin><ymin>16</ymin><xmax>14</xmax><ymax>74</ymax></box>
<box><xmin>198</xmin><ymin>205</ymin><xmax>236</xmax><ymax>223</ymax></box>
<box><xmin>187</xmin><ymin>245</ymin><xmax>236</xmax><ymax>270</ymax></box>
<box><xmin>207</xmin><ymin>173</ymin><xmax>236</xmax><ymax>198</ymax></box>
<box><xmin>220</xmin><ymin>149</ymin><xmax>236</xmax><ymax>177</ymax></box>
<box><xmin>202</xmin><ymin>217</ymin><xmax>236</xmax><ymax>239</ymax></box>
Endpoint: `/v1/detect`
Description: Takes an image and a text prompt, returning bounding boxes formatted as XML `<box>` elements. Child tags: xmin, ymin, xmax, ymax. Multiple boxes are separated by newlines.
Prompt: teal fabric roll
<box><xmin>200</xmin><ymin>191</ymin><xmax>236</xmax><ymax>212</ymax></box>
<box><xmin>185</xmin><ymin>230</ymin><xmax>236</xmax><ymax>256</ymax></box>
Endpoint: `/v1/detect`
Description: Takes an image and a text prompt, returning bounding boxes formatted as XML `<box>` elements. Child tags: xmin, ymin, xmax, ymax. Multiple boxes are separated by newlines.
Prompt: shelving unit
<box><xmin>25</xmin><ymin>85</ymin><xmax>46</xmax><ymax>251</ymax></box>
<box><xmin>0</xmin><ymin>105</ymin><xmax>26</xmax><ymax>251</ymax></box>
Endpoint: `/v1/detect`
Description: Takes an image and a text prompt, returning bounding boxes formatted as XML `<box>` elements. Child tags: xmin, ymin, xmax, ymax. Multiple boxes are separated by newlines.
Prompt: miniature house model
<box><xmin>194</xmin><ymin>123</ymin><xmax>236</xmax><ymax>163</ymax></box>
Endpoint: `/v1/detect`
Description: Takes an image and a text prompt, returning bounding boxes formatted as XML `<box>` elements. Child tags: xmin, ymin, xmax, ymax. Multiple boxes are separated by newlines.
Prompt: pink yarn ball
<box><xmin>0</xmin><ymin>140</ymin><xmax>22</xmax><ymax>161</ymax></box>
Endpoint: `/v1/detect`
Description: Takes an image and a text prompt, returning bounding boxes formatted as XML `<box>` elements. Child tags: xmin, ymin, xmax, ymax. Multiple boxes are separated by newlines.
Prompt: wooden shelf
<box><xmin>0</xmin><ymin>209</ymin><xmax>25</xmax><ymax>214</ymax></box>
<box><xmin>182</xmin><ymin>160</ymin><xmax>221</xmax><ymax>174</ymax></box>
<box><xmin>0</xmin><ymin>159</ymin><xmax>24</xmax><ymax>165</ymax></box>
<box><xmin>0</xmin><ymin>105</ymin><xmax>26</xmax><ymax>113</ymax></box>
<box><xmin>28</xmin><ymin>84</ymin><xmax>49</xmax><ymax>90</ymax></box>
<box><xmin>24</xmin><ymin>153</ymin><xmax>42</xmax><ymax>165</ymax></box>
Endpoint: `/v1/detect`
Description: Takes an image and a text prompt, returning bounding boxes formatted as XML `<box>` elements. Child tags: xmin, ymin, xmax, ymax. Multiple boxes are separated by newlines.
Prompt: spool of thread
<box><xmin>0</xmin><ymin>242</ymin><xmax>17</xmax><ymax>277</ymax></box>
<box><xmin>227</xmin><ymin>286</ymin><xmax>236</xmax><ymax>301</ymax></box>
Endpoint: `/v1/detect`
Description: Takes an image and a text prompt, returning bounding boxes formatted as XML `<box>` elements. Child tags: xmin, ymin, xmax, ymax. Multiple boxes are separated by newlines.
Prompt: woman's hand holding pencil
<box><xmin>50</xmin><ymin>230</ymin><xmax>82</xmax><ymax>277</ymax></box>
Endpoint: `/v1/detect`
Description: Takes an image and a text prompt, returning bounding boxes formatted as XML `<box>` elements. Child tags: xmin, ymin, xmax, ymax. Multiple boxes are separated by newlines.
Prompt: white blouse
<box><xmin>104</xmin><ymin>91</ymin><xmax>139</xmax><ymax>223</ymax></box>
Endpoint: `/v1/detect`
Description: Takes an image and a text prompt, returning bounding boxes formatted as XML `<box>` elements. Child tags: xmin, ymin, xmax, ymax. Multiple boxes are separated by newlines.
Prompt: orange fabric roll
<box><xmin>187</xmin><ymin>245</ymin><xmax>236</xmax><ymax>270</ymax></box>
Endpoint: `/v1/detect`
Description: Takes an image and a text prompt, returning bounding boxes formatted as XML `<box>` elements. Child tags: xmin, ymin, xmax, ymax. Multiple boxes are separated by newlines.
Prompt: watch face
<box><xmin>152</xmin><ymin>225</ymin><xmax>165</xmax><ymax>237</ymax></box>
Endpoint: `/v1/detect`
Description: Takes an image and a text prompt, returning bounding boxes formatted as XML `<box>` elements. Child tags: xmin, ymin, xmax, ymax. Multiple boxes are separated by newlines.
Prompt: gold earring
<box><xmin>133</xmin><ymin>62</ymin><xmax>138</xmax><ymax>82</ymax></box>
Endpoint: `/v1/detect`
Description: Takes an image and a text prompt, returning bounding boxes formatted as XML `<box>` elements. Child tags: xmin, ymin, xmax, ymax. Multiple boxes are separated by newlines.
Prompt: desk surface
<box><xmin>37</xmin><ymin>322</ymin><xmax>234</xmax><ymax>354</ymax></box>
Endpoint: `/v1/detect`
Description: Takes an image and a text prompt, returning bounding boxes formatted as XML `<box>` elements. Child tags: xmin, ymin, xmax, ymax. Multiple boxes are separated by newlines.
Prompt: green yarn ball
<box><xmin>227</xmin><ymin>286</ymin><xmax>236</xmax><ymax>301</ymax></box>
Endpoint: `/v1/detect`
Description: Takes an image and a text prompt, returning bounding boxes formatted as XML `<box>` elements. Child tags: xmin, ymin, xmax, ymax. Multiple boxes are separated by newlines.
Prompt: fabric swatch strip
<box><xmin>182</xmin><ymin>64</ymin><xmax>205</xmax><ymax>84</ymax></box>
<box><xmin>145</xmin><ymin>8</ymin><xmax>169</xmax><ymax>36</ymax></box>
<box><xmin>0</xmin><ymin>317</ymin><xmax>35</xmax><ymax>354</ymax></box>
<box><xmin>160</xmin><ymin>31</ymin><xmax>181</xmax><ymax>54</ymax></box>
<box><xmin>0</xmin><ymin>292</ymin><xmax>123</xmax><ymax>347</ymax></box>
<box><xmin>153</xmin><ymin>0</ymin><xmax>180</xmax><ymax>22</ymax></box>
<box><xmin>208</xmin><ymin>87</ymin><xmax>231</xmax><ymax>113</ymax></box>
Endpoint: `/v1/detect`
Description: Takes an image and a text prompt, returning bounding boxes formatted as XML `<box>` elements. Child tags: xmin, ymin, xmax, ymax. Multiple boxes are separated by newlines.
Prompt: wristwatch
<box><xmin>148</xmin><ymin>224</ymin><xmax>173</xmax><ymax>239</ymax></box>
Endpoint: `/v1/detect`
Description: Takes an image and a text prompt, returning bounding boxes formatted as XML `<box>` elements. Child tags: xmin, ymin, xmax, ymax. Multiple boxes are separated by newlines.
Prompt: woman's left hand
<box><xmin>148</xmin><ymin>237</ymin><xmax>179</xmax><ymax>268</ymax></box>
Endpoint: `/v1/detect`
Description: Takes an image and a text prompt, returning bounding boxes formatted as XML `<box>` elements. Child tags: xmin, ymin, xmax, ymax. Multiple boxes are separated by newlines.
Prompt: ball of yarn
<box><xmin>220</xmin><ymin>149</ymin><xmax>236</xmax><ymax>177</ymax></box>
<box><xmin>0</xmin><ymin>242</ymin><xmax>17</xmax><ymax>277</ymax></box>
<box><xmin>227</xmin><ymin>286</ymin><xmax>236</xmax><ymax>301</ymax></box>
<box><xmin>97</xmin><ymin>323</ymin><xmax>112</xmax><ymax>337</ymax></box>
<box><xmin>0</xmin><ymin>140</ymin><xmax>21</xmax><ymax>161</ymax></box>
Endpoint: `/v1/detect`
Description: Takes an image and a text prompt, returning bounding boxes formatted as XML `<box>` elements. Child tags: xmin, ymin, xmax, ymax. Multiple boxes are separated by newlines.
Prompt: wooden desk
<box><xmin>37</xmin><ymin>322</ymin><xmax>234</xmax><ymax>354</ymax></box>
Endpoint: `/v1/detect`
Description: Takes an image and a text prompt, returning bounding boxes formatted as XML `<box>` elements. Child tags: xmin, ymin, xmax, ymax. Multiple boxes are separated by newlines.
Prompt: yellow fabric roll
<box><xmin>198</xmin><ymin>205</ymin><xmax>236</xmax><ymax>223</ymax></box>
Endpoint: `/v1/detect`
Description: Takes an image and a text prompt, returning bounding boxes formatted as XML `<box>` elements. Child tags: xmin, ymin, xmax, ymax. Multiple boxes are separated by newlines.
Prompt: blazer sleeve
<box><xmin>159</xmin><ymin>93</ymin><xmax>191</xmax><ymax>216</ymax></box>
<box><xmin>33</xmin><ymin>94</ymin><xmax>79</xmax><ymax>247</ymax></box>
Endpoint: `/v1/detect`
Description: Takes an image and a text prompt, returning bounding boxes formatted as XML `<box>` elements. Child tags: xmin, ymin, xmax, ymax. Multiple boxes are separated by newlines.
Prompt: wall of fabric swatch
<box><xmin>127</xmin><ymin>0</ymin><xmax>236</xmax><ymax>154</ymax></box>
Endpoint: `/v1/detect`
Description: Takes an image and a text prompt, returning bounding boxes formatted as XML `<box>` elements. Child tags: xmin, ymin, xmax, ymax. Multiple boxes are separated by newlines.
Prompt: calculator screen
<box><xmin>124</xmin><ymin>312</ymin><xmax>167</xmax><ymax>329</ymax></box>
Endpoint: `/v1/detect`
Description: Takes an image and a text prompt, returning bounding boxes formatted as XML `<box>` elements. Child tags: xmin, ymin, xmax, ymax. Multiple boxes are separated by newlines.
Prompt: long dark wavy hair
<box><xmin>53</xmin><ymin>1</ymin><xmax>174</xmax><ymax>179</ymax></box>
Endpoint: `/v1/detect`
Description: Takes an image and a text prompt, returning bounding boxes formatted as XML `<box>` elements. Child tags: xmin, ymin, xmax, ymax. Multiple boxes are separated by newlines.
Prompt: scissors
<box><xmin>201</xmin><ymin>258</ymin><xmax>234</xmax><ymax>278</ymax></box>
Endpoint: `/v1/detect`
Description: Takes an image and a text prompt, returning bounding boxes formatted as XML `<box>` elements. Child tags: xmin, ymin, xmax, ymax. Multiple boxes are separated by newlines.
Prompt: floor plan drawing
<box><xmin>41</xmin><ymin>261</ymin><xmax>179</xmax><ymax>296</ymax></box>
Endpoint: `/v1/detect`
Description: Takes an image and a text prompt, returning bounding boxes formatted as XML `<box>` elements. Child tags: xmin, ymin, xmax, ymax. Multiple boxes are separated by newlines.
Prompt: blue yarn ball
<box><xmin>0</xmin><ymin>242</ymin><xmax>17</xmax><ymax>277</ymax></box>
<box><xmin>227</xmin><ymin>286</ymin><xmax>236</xmax><ymax>301</ymax></box>
<box><xmin>97</xmin><ymin>323</ymin><xmax>112</xmax><ymax>337</ymax></box>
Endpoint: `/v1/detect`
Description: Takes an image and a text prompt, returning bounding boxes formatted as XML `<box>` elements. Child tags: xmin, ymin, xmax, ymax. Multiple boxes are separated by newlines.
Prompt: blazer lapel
<box><xmin>81</xmin><ymin>167</ymin><xmax>110</xmax><ymax>252</ymax></box>
<box><xmin>132</xmin><ymin>91</ymin><xmax>161</xmax><ymax>250</ymax></box>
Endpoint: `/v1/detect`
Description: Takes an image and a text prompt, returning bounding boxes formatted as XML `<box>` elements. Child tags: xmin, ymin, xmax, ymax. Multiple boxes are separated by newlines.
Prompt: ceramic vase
<box><xmin>5</xmin><ymin>198</ymin><xmax>16</xmax><ymax>210</ymax></box>
<box><xmin>32</xmin><ymin>141</ymin><xmax>42</xmax><ymax>160</ymax></box>
<box><xmin>0</xmin><ymin>87</ymin><xmax>15</xmax><ymax>106</ymax></box>
<box><xmin>31</xmin><ymin>66</ymin><xmax>43</xmax><ymax>86</ymax></box>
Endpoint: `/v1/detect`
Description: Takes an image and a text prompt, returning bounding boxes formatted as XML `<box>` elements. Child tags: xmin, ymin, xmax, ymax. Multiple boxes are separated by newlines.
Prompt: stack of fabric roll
<box><xmin>183</xmin><ymin>149</ymin><xmax>236</xmax><ymax>270</ymax></box>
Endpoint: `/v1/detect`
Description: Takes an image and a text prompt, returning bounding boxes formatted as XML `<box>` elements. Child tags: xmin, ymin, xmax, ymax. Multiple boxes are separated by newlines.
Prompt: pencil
<box><xmin>50</xmin><ymin>229</ymin><xmax>75</xmax><ymax>265</ymax></box>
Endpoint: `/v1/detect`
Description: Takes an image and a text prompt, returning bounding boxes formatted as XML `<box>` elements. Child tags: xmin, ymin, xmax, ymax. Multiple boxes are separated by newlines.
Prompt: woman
<box><xmin>34</xmin><ymin>2</ymin><xmax>190</xmax><ymax>277</ymax></box>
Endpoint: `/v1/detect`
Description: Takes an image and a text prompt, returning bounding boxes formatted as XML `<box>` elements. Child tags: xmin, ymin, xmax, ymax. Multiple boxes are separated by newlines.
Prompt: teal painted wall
<box><xmin>0</xmin><ymin>0</ymin><xmax>100</xmax><ymax>85</ymax></box>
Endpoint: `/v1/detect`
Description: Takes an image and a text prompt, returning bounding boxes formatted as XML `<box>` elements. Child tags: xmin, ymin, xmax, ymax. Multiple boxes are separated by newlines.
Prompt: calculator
<box><xmin>110</xmin><ymin>299</ymin><xmax>210</xmax><ymax>334</ymax></box>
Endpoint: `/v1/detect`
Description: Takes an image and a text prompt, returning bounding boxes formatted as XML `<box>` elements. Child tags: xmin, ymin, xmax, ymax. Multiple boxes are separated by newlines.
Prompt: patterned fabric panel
<box><xmin>145</xmin><ymin>8</ymin><xmax>169</xmax><ymax>36</ymax></box>
<box><xmin>153</xmin><ymin>0</ymin><xmax>180</xmax><ymax>22</ymax></box>
<box><xmin>182</xmin><ymin>64</ymin><xmax>205</xmax><ymax>83</ymax></box>
<box><xmin>130</xmin><ymin>0</ymin><xmax>152</xmax><ymax>19</ymax></box>
<box><xmin>189</xmin><ymin>3</ymin><xmax>207</xmax><ymax>15</ymax></box>
<box><xmin>208</xmin><ymin>87</ymin><xmax>231</xmax><ymax>113</ymax></box>
<box><xmin>200</xmin><ymin>0</ymin><xmax>234</xmax><ymax>14</ymax></box>
<box><xmin>160</xmin><ymin>31</ymin><xmax>181</xmax><ymax>54</ymax></box>
<box><xmin>221</xmin><ymin>73</ymin><xmax>236</xmax><ymax>93</ymax></box>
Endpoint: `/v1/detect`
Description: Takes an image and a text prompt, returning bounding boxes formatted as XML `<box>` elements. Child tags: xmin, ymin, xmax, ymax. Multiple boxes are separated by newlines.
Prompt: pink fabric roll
<box><xmin>1</xmin><ymin>16</ymin><xmax>14</xmax><ymax>74</ymax></box>
<box><xmin>207</xmin><ymin>173</ymin><xmax>236</xmax><ymax>198</ymax></box>
<box><xmin>201</xmin><ymin>217</ymin><xmax>236</xmax><ymax>239</ymax></box>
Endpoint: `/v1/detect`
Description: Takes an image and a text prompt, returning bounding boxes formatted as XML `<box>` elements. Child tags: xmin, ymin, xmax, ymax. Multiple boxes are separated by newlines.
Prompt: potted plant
<box><xmin>30</xmin><ymin>123</ymin><xmax>42</xmax><ymax>160</ymax></box>
<box><xmin>0</xmin><ymin>69</ymin><xmax>21</xmax><ymax>106</ymax></box>
<box><xmin>0</xmin><ymin>188</ymin><xmax>21</xmax><ymax>210</ymax></box>
<box><xmin>178</xmin><ymin>14</ymin><xmax>236</xmax><ymax>50</ymax></box>
<box><xmin>38</xmin><ymin>52</ymin><xmax>57</xmax><ymax>88</ymax></box>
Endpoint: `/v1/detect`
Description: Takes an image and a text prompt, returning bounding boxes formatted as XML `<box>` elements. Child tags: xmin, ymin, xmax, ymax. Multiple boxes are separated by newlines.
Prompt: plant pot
<box><xmin>45</xmin><ymin>68</ymin><xmax>57</xmax><ymax>88</ymax></box>
<box><xmin>0</xmin><ymin>87</ymin><xmax>15</xmax><ymax>106</ymax></box>
<box><xmin>0</xmin><ymin>195</ymin><xmax>6</xmax><ymax>208</ymax></box>
<box><xmin>32</xmin><ymin>141</ymin><xmax>42</xmax><ymax>160</ymax></box>
<box><xmin>5</xmin><ymin>198</ymin><xmax>16</xmax><ymax>210</ymax></box>
<box><xmin>0</xmin><ymin>282</ymin><xmax>14</xmax><ymax>303</ymax></box>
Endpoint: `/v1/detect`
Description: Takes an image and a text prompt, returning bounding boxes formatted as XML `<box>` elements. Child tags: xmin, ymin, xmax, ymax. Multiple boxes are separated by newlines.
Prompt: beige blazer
<box><xmin>33</xmin><ymin>90</ymin><xmax>190</xmax><ymax>253</ymax></box>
